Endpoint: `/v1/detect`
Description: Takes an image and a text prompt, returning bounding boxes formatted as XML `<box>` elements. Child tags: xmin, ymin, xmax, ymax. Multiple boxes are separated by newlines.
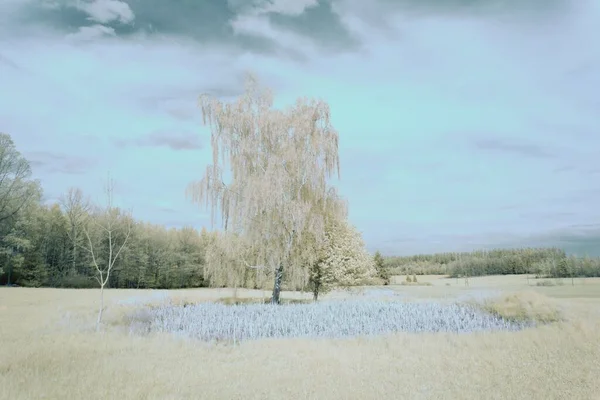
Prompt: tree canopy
<box><xmin>186</xmin><ymin>75</ymin><xmax>347</xmax><ymax>303</ymax></box>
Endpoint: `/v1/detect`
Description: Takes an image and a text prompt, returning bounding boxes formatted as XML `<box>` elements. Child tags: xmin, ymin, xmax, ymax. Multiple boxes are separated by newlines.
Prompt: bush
<box><xmin>476</xmin><ymin>291</ymin><xmax>562</xmax><ymax>324</ymax></box>
<box><xmin>54</xmin><ymin>275</ymin><xmax>98</xmax><ymax>289</ymax></box>
<box><xmin>535</xmin><ymin>280</ymin><xmax>556</xmax><ymax>287</ymax></box>
<box><xmin>400</xmin><ymin>281</ymin><xmax>432</xmax><ymax>286</ymax></box>
<box><xmin>126</xmin><ymin>299</ymin><xmax>533</xmax><ymax>343</ymax></box>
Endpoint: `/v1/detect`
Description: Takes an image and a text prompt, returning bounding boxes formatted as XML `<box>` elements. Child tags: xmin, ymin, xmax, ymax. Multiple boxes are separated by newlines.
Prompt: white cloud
<box><xmin>75</xmin><ymin>0</ymin><xmax>135</xmax><ymax>24</ymax></box>
<box><xmin>257</xmin><ymin>0</ymin><xmax>319</xmax><ymax>16</ymax></box>
<box><xmin>66</xmin><ymin>24</ymin><xmax>116</xmax><ymax>41</ymax></box>
<box><xmin>229</xmin><ymin>14</ymin><xmax>317</xmax><ymax>57</ymax></box>
<box><xmin>228</xmin><ymin>0</ymin><xmax>319</xmax><ymax>16</ymax></box>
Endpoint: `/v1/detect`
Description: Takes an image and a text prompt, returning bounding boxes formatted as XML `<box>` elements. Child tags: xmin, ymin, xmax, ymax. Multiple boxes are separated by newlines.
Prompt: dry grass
<box><xmin>399</xmin><ymin>281</ymin><xmax>433</xmax><ymax>286</ymax></box>
<box><xmin>475</xmin><ymin>291</ymin><xmax>563</xmax><ymax>324</ymax></box>
<box><xmin>1</xmin><ymin>276</ymin><xmax>600</xmax><ymax>400</ymax></box>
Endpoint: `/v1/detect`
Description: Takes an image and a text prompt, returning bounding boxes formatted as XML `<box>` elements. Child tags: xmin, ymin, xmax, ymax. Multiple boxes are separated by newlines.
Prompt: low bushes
<box><xmin>126</xmin><ymin>299</ymin><xmax>533</xmax><ymax>343</ymax></box>
<box><xmin>475</xmin><ymin>291</ymin><xmax>562</xmax><ymax>324</ymax></box>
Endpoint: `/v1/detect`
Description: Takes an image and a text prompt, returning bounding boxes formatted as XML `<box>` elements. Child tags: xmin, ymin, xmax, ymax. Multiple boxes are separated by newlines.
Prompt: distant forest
<box><xmin>384</xmin><ymin>247</ymin><xmax>600</xmax><ymax>279</ymax></box>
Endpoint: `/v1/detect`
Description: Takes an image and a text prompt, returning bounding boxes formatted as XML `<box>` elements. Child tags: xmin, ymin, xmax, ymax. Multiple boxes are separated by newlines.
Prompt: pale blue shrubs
<box><xmin>127</xmin><ymin>300</ymin><xmax>534</xmax><ymax>343</ymax></box>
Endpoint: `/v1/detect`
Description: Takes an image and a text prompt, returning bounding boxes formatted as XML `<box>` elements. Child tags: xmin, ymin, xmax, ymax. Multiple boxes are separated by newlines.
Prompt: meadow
<box><xmin>1</xmin><ymin>274</ymin><xmax>599</xmax><ymax>400</ymax></box>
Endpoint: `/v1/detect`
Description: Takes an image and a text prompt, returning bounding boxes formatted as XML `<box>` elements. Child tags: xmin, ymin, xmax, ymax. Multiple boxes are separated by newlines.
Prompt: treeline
<box><xmin>0</xmin><ymin>132</ymin><xmax>213</xmax><ymax>289</ymax></box>
<box><xmin>384</xmin><ymin>248</ymin><xmax>600</xmax><ymax>278</ymax></box>
<box><xmin>3</xmin><ymin>131</ymin><xmax>600</xmax><ymax>290</ymax></box>
<box><xmin>0</xmin><ymin>198</ymin><xmax>213</xmax><ymax>289</ymax></box>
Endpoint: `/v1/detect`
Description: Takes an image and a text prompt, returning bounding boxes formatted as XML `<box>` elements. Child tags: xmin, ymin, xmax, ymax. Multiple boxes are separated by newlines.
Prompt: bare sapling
<box><xmin>79</xmin><ymin>175</ymin><xmax>132</xmax><ymax>330</ymax></box>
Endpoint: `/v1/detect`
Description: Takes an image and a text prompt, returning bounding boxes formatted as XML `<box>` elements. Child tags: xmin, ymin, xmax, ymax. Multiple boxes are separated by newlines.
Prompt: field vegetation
<box><xmin>2</xmin><ymin>279</ymin><xmax>600</xmax><ymax>399</ymax></box>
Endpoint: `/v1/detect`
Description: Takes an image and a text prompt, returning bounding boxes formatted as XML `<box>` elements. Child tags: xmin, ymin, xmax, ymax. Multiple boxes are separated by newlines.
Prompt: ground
<box><xmin>1</xmin><ymin>275</ymin><xmax>599</xmax><ymax>399</ymax></box>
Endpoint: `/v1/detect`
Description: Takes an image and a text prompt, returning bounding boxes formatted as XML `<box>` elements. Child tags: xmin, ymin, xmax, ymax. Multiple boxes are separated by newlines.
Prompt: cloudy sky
<box><xmin>1</xmin><ymin>0</ymin><xmax>599</xmax><ymax>255</ymax></box>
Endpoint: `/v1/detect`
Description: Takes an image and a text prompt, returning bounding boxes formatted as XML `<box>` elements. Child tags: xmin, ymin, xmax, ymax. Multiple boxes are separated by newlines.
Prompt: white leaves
<box><xmin>188</xmin><ymin>75</ymin><xmax>346</xmax><ymax>288</ymax></box>
<box><xmin>309</xmin><ymin>218</ymin><xmax>377</xmax><ymax>297</ymax></box>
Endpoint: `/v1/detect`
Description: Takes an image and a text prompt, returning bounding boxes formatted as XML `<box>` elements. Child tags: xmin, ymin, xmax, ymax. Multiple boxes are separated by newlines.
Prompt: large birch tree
<box><xmin>186</xmin><ymin>75</ymin><xmax>346</xmax><ymax>304</ymax></box>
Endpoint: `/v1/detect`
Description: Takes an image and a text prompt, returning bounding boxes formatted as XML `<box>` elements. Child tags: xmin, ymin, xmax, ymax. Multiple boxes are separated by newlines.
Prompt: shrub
<box><xmin>126</xmin><ymin>299</ymin><xmax>533</xmax><ymax>343</ymax></box>
<box><xmin>54</xmin><ymin>275</ymin><xmax>98</xmax><ymax>289</ymax></box>
<box><xmin>476</xmin><ymin>291</ymin><xmax>562</xmax><ymax>324</ymax></box>
<box><xmin>400</xmin><ymin>281</ymin><xmax>432</xmax><ymax>286</ymax></box>
<box><xmin>535</xmin><ymin>280</ymin><xmax>556</xmax><ymax>287</ymax></box>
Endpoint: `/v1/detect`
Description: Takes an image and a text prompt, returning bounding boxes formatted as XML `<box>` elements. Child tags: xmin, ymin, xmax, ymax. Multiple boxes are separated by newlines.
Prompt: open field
<box><xmin>1</xmin><ymin>275</ymin><xmax>600</xmax><ymax>400</ymax></box>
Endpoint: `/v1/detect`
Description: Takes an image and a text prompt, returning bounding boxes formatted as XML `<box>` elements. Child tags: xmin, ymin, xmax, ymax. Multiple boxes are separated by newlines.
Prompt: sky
<box><xmin>1</xmin><ymin>0</ymin><xmax>599</xmax><ymax>256</ymax></box>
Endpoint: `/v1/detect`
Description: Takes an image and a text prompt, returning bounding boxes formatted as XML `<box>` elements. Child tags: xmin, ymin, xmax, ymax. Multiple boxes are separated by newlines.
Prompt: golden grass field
<box><xmin>1</xmin><ymin>275</ymin><xmax>599</xmax><ymax>400</ymax></box>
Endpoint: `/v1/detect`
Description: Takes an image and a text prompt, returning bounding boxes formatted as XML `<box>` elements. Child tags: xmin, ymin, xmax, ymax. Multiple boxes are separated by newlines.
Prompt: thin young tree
<box><xmin>186</xmin><ymin>74</ymin><xmax>346</xmax><ymax>304</ymax></box>
<box><xmin>373</xmin><ymin>250</ymin><xmax>389</xmax><ymax>285</ymax></box>
<box><xmin>81</xmin><ymin>175</ymin><xmax>132</xmax><ymax>329</ymax></box>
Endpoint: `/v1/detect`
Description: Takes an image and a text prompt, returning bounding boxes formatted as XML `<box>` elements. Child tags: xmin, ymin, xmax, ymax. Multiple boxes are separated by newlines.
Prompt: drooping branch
<box><xmin>187</xmin><ymin>74</ymin><xmax>347</xmax><ymax>303</ymax></box>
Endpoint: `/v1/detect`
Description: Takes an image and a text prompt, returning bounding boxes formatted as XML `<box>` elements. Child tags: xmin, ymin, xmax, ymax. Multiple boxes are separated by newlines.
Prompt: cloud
<box><xmin>75</xmin><ymin>0</ymin><xmax>134</xmax><ymax>24</ymax></box>
<box><xmin>66</xmin><ymin>24</ymin><xmax>116</xmax><ymax>40</ymax></box>
<box><xmin>26</xmin><ymin>151</ymin><xmax>97</xmax><ymax>175</ymax></box>
<box><xmin>472</xmin><ymin>137</ymin><xmax>556</xmax><ymax>159</ymax></box>
<box><xmin>116</xmin><ymin>130</ymin><xmax>203</xmax><ymax>151</ymax></box>
<box><xmin>0</xmin><ymin>54</ymin><xmax>23</xmax><ymax>70</ymax></box>
<box><xmin>229</xmin><ymin>0</ymin><xmax>361</xmax><ymax>57</ymax></box>
<box><xmin>228</xmin><ymin>0</ymin><xmax>320</xmax><ymax>16</ymax></box>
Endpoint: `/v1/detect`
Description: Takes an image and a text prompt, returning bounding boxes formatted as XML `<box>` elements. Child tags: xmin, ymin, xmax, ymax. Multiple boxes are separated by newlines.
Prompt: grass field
<box><xmin>1</xmin><ymin>275</ymin><xmax>599</xmax><ymax>399</ymax></box>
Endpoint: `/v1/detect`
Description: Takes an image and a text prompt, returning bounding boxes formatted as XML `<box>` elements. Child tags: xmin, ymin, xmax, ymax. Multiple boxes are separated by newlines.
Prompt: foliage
<box><xmin>127</xmin><ymin>299</ymin><xmax>532</xmax><ymax>343</ymax></box>
<box><xmin>373</xmin><ymin>250</ymin><xmax>389</xmax><ymax>285</ymax></box>
<box><xmin>308</xmin><ymin>218</ymin><xmax>376</xmax><ymax>300</ymax></box>
<box><xmin>203</xmin><ymin>230</ymin><xmax>259</xmax><ymax>289</ymax></box>
<box><xmin>384</xmin><ymin>248</ymin><xmax>600</xmax><ymax>278</ymax></box>
<box><xmin>477</xmin><ymin>291</ymin><xmax>562</xmax><ymax>324</ymax></box>
<box><xmin>0</xmin><ymin>133</ymin><xmax>41</xmax><ymax>225</ymax></box>
<box><xmin>186</xmin><ymin>74</ymin><xmax>346</xmax><ymax>303</ymax></box>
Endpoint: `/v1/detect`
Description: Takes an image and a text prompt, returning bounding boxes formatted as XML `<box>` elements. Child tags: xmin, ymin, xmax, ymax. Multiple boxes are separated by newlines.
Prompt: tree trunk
<box><xmin>96</xmin><ymin>284</ymin><xmax>105</xmax><ymax>331</ymax></box>
<box><xmin>312</xmin><ymin>271</ymin><xmax>321</xmax><ymax>301</ymax></box>
<box><xmin>271</xmin><ymin>264</ymin><xmax>283</xmax><ymax>304</ymax></box>
<box><xmin>71</xmin><ymin>236</ymin><xmax>77</xmax><ymax>276</ymax></box>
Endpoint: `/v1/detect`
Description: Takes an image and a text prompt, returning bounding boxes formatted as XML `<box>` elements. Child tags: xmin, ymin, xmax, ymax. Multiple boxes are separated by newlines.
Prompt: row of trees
<box><xmin>0</xmin><ymin>186</ymin><xmax>209</xmax><ymax>290</ymax></box>
<box><xmin>384</xmin><ymin>248</ymin><xmax>600</xmax><ymax>278</ymax></box>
